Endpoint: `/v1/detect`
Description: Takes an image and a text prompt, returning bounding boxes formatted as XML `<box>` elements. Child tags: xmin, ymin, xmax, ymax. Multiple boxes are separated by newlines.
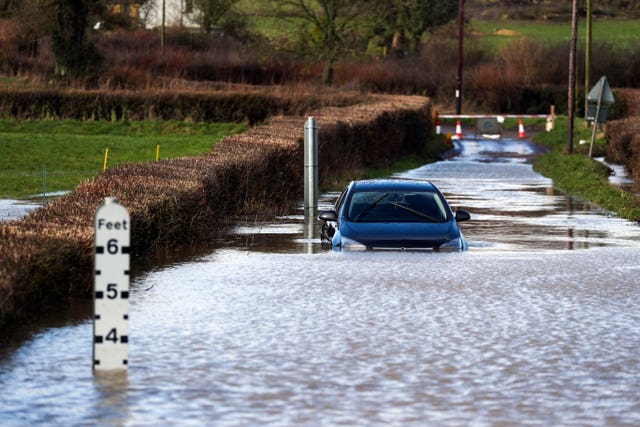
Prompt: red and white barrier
<box><xmin>435</xmin><ymin>114</ymin><xmax>553</xmax><ymax>138</ymax></box>
<box><xmin>438</xmin><ymin>114</ymin><xmax>550</xmax><ymax>119</ymax></box>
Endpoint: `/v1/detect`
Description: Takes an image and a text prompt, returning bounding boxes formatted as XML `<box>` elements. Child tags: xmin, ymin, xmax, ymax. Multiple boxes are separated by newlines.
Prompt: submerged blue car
<box><xmin>318</xmin><ymin>179</ymin><xmax>470</xmax><ymax>251</ymax></box>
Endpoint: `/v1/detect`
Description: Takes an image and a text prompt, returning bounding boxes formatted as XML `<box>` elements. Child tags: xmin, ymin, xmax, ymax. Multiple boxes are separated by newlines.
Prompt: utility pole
<box><xmin>456</xmin><ymin>0</ymin><xmax>464</xmax><ymax>115</ymax></box>
<box><xmin>161</xmin><ymin>0</ymin><xmax>166</xmax><ymax>56</ymax></box>
<box><xmin>585</xmin><ymin>0</ymin><xmax>592</xmax><ymax>123</ymax></box>
<box><xmin>567</xmin><ymin>0</ymin><xmax>579</xmax><ymax>153</ymax></box>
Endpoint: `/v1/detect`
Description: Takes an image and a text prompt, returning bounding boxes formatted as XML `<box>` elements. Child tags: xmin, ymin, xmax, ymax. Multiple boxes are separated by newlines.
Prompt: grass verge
<box><xmin>533</xmin><ymin>116</ymin><xmax>640</xmax><ymax>221</ymax></box>
<box><xmin>0</xmin><ymin>119</ymin><xmax>247</xmax><ymax>199</ymax></box>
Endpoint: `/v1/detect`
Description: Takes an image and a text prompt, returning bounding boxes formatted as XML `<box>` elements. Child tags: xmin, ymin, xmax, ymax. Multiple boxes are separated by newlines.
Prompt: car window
<box><xmin>348</xmin><ymin>191</ymin><xmax>448</xmax><ymax>222</ymax></box>
<box><xmin>335</xmin><ymin>185</ymin><xmax>349</xmax><ymax>213</ymax></box>
<box><xmin>432</xmin><ymin>193</ymin><xmax>449</xmax><ymax>219</ymax></box>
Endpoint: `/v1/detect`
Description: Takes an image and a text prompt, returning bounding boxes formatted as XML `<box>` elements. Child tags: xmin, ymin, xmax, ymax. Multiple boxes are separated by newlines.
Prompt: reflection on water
<box><xmin>595</xmin><ymin>156</ymin><xmax>636</xmax><ymax>192</ymax></box>
<box><xmin>1</xmin><ymin>138</ymin><xmax>640</xmax><ymax>426</ymax></box>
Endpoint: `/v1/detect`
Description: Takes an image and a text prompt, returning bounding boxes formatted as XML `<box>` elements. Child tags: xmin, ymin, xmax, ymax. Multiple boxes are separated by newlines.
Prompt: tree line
<box><xmin>0</xmin><ymin>0</ymin><xmax>457</xmax><ymax>85</ymax></box>
<box><xmin>1</xmin><ymin>0</ymin><xmax>637</xmax><ymax>87</ymax></box>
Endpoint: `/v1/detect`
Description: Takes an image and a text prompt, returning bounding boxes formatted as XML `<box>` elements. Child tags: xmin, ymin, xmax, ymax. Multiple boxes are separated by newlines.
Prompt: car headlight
<box><xmin>340</xmin><ymin>237</ymin><xmax>368</xmax><ymax>250</ymax></box>
<box><xmin>438</xmin><ymin>237</ymin><xmax>464</xmax><ymax>252</ymax></box>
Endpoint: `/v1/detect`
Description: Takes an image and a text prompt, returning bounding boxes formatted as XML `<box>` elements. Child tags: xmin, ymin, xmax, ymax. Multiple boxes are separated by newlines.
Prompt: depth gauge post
<box><xmin>93</xmin><ymin>197</ymin><xmax>131</xmax><ymax>372</ymax></box>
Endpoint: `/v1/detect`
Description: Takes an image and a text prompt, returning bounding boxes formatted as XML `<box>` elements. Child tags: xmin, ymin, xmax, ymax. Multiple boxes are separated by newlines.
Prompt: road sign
<box><xmin>475</xmin><ymin>117</ymin><xmax>502</xmax><ymax>139</ymax></box>
<box><xmin>587</xmin><ymin>76</ymin><xmax>615</xmax><ymax>104</ymax></box>
<box><xmin>586</xmin><ymin>76</ymin><xmax>615</xmax><ymax>157</ymax></box>
<box><xmin>586</xmin><ymin>104</ymin><xmax>608</xmax><ymax>123</ymax></box>
<box><xmin>93</xmin><ymin>197</ymin><xmax>130</xmax><ymax>372</ymax></box>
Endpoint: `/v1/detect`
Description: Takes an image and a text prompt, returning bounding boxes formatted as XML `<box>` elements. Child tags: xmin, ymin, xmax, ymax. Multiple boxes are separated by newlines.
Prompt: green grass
<box><xmin>0</xmin><ymin>119</ymin><xmax>246</xmax><ymax>199</ymax></box>
<box><xmin>237</xmin><ymin>0</ymin><xmax>298</xmax><ymax>40</ymax></box>
<box><xmin>533</xmin><ymin>116</ymin><xmax>640</xmax><ymax>221</ymax></box>
<box><xmin>471</xmin><ymin>19</ymin><xmax>640</xmax><ymax>49</ymax></box>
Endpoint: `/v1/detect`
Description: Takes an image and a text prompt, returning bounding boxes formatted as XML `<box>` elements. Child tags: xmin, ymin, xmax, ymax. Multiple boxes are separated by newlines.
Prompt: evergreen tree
<box><xmin>51</xmin><ymin>0</ymin><xmax>102</xmax><ymax>77</ymax></box>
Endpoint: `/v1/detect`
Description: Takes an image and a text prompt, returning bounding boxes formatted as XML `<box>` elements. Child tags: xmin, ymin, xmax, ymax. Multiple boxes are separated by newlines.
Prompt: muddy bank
<box><xmin>0</xmin><ymin>94</ymin><xmax>432</xmax><ymax>333</ymax></box>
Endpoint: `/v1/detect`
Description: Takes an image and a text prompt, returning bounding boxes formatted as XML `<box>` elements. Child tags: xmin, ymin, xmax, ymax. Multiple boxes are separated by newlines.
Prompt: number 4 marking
<box><xmin>106</xmin><ymin>328</ymin><xmax>118</xmax><ymax>343</ymax></box>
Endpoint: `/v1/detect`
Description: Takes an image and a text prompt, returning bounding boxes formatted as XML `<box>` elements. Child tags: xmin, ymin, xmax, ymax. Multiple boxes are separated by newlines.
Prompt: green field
<box><xmin>236</xmin><ymin>0</ymin><xmax>640</xmax><ymax>49</ymax></box>
<box><xmin>471</xmin><ymin>19</ymin><xmax>640</xmax><ymax>48</ymax></box>
<box><xmin>0</xmin><ymin>120</ymin><xmax>246</xmax><ymax>199</ymax></box>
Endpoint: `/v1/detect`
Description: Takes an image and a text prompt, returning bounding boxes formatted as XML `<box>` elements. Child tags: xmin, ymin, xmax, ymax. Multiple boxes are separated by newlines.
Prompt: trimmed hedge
<box><xmin>0</xmin><ymin>88</ymin><xmax>367</xmax><ymax>124</ymax></box>
<box><xmin>0</xmin><ymin>94</ymin><xmax>432</xmax><ymax>334</ymax></box>
<box><xmin>606</xmin><ymin>89</ymin><xmax>640</xmax><ymax>192</ymax></box>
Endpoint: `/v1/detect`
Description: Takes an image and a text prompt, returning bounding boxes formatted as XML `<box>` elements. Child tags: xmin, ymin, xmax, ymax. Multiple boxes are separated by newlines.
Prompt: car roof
<box><xmin>350</xmin><ymin>178</ymin><xmax>438</xmax><ymax>193</ymax></box>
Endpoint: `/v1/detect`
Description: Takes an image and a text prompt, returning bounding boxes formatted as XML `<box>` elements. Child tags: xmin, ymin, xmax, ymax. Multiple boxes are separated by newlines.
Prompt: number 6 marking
<box><xmin>107</xmin><ymin>239</ymin><xmax>118</xmax><ymax>254</ymax></box>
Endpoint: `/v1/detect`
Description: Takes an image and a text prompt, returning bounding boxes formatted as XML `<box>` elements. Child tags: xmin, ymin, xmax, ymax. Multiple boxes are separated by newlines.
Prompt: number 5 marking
<box><xmin>107</xmin><ymin>283</ymin><xmax>118</xmax><ymax>299</ymax></box>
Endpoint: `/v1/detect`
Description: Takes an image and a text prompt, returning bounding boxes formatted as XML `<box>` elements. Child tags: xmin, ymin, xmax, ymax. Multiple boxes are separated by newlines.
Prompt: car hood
<box><xmin>339</xmin><ymin>220</ymin><xmax>461</xmax><ymax>249</ymax></box>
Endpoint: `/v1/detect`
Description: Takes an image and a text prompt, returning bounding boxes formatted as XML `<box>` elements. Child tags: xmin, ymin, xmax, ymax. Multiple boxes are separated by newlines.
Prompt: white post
<box><xmin>93</xmin><ymin>197</ymin><xmax>130</xmax><ymax>372</ymax></box>
<box><xmin>304</xmin><ymin>117</ymin><xmax>318</xmax><ymax>215</ymax></box>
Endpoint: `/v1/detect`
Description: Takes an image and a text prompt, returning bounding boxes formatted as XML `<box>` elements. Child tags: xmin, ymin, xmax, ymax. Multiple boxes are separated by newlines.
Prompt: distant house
<box><xmin>143</xmin><ymin>0</ymin><xmax>199</xmax><ymax>29</ymax></box>
<box><xmin>107</xmin><ymin>1</ymin><xmax>143</xmax><ymax>19</ymax></box>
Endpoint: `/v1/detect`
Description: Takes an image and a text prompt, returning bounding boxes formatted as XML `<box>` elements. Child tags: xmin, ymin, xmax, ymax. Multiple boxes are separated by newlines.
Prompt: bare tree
<box><xmin>378</xmin><ymin>0</ymin><xmax>458</xmax><ymax>55</ymax></box>
<box><xmin>273</xmin><ymin>0</ymin><xmax>377</xmax><ymax>85</ymax></box>
<box><xmin>193</xmin><ymin>0</ymin><xmax>234</xmax><ymax>33</ymax></box>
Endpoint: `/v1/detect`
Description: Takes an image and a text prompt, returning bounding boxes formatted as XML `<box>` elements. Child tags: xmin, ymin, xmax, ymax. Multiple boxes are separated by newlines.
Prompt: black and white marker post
<box><xmin>93</xmin><ymin>197</ymin><xmax>130</xmax><ymax>372</ymax></box>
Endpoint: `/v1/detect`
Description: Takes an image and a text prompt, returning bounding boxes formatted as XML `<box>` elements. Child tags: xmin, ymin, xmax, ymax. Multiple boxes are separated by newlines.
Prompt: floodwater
<box><xmin>0</xmin><ymin>199</ymin><xmax>40</xmax><ymax>222</ymax></box>
<box><xmin>1</xmin><ymin>137</ymin><xmax>640</xmax><ymax>426</ymax></box>
<box><xmin>0</xmin><ymin>191</ymin><xmax>69</xmax><ymax>222</ymax></box>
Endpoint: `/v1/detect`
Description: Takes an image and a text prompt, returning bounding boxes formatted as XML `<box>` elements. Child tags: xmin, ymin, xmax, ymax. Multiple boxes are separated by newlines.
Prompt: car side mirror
<box><xmin>318</xmin><ymin>210</ymin><xmax>338</xmax><ymax>222</ymax></box>
<box><xmin>455</xmin><ymin>210</ymin><xmax>471</xmax><ymax>222</ymax></box>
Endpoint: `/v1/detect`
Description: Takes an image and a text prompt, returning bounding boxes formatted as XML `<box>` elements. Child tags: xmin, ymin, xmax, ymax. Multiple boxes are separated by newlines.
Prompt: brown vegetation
<box><xmin>0</xmin><ymin>93</ymin><xmax>432</xmax><ymax>334</ymax></box>
<box><xmin>1</xmin><ymin>25</ymin><xmax>639</xmax><ymax>116</ymax></box>
<box><xmin>606</xmin><ymin>89</ymin><xmax>640</xmax><ymax>192</ymax></box>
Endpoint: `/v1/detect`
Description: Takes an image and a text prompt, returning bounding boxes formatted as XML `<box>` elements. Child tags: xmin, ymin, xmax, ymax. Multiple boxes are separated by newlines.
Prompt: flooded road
<box><xmin>2</xmin><ymin>137</ymin><xmax>640</xmax><ymax>426</ymax></box>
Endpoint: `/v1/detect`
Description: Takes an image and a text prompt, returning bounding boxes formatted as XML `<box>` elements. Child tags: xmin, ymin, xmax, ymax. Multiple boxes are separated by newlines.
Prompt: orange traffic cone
<box><xmin>455</xmin><ymin>120</ymin><xmax>463</xmax><ymax>139</ymax></box>
<box><xmin>435</xmin><ymin>119</ymin><xmax>441</xmax><ymax>135</ymax></box>
<box><xmin>518</xmin><ymin>119</ymin><xmax>526</xmax><ymax>139</ymax></box>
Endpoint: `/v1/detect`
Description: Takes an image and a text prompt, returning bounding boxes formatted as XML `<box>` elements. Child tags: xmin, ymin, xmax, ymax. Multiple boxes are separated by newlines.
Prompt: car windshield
<box><xmin>348</xmin><ymin>190</ymin><xmax>449</xmax><ymax>223</ymax></box>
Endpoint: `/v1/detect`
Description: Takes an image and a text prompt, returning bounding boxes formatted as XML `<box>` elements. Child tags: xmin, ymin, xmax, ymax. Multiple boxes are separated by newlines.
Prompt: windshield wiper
<box><xmin>353</xmin><ymin>193</ymin><xmax>389</xmax><ymax>222</ymax></box>
<box><xmin>388</xmin><ymin>202</ymin><xmax>440</xmax><ymax>222</ymax></box>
